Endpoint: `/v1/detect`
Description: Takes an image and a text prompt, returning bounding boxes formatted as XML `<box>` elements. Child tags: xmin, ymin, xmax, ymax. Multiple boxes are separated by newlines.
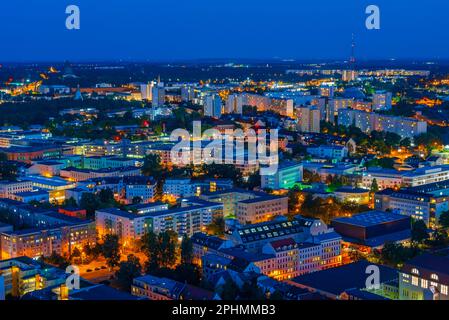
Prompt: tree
<box><xmin>288</xmin><ymin>186</ymin><xmax>301</xmax><ymax>214</ymax></box>
<box><xmin>132</xmin><ymin>196</ymin><xmax>143</xmax><ymax>204</ymax></box>
<box><xmin>348</xmin><ymin>250</ymin><xmax>364</xmax><ymax>262</ymax></box>
<box><xmin>425</xmin><ymin>229</ymin><xmax>449</xmax><ymax>248</ymax></box>
<box><xmin>101</xmin><ymin>234</ymin><xmax>121</xmax><ymax>269</ymax></box>
<box><xmin>367</xmin><ymin>158</ymin><xmax>395</xmax><ymax>169</ymax></box>
<box><xmin>198</xmin><ymin>164</ymin><xmax>243</xmax><ymax>186</ymax></box>
<box><xmin>142</xmin><ymin>154</ymin><xmax>162</xmax><ymax>178</ymax></box>
<box><xmin>303</xmin><ymin>169</ymin><xmax>321</xmax><ymax>183</ymax></box>
<box><xmin>241</xmin><ymin>171</ymin><xmax>260</xmax><ymax>190</ymax></box>
<box><xmin>84</xmin><ymin>243</ymin><xmax>102</xmax><ymax>260</ymax></box>
<box><xmin>70</xmin><ymin>247</ymin><xmax>82</xmax><ymax>261</ymax></box>
<box><xmin>411</xmin><ymin>219</ymin><xmax>429</xmax><ymax>243</ymax></box>
<box><xmin>301</xmin><ymin>193</ymin><xmax>321</xmax><ymax>216</ymax></box>
<box><xmin>400</xmin><ymin>138</ymin><xmax>411</xmax><ymax>148</ymax></box>
<box><xmin>79</xmin><ymin>193</ymin><xmax>101</xmax><ymax>217</ymax></box>
<box><xmin>219</xmin><ymin>279</ymin><xmax>239</xmax><ymax>300</ymax></box>
<box><xmin>270</xmin><ymin>290</ymin><xmax>284</xmax><ymax>300</ymax></box>
<box><xmin>159</xmin><ymin>231</ymin><xmax>177</xmax><ymax>267</ymax></box>
<box><xmin>174</xmin><ymin>263</ymin><xmax>201</xmax><ymax>285</ymax></box>
<box><xmin>206</xmin><ymin>217</ymin><xmax>225</xmax><ymax>236</ymax></box>
<box><xmin>374</xmin><ymin>242</ymin><xmax>420</xmax><ymax>267</ymax></box>
<box><xmin>141</xmin><ymin>231</ymin><xmax>159</xmax><ymax>270</ymax></box>
<box><xmin>0</xmin><ymin>153</ymin><xmax>17</xmax><ymax>180</ymax></box>
<box><xmin>439</xmin><ymin>211</ymin><xmax>449</xmax><ymax>228</ymax></box>
<box><xmin>63</xmin><ymin>197</ymin><xmax>78</xmax><ymax>208</ymax></box>
<box><xmin>240</xmin><ymin>278</ymin><xmax>265</xmax><ymax>300</ymax></box>
<box><xmin>370</xmin><ymin>179</ymin><xmax>379</xmax><ymax>193</ymax></box>
<box><xmin>40</xmin><ymin>252</ymin><xmax>70</xmax><ymax>269</ymax></box>
<box><xmin>180</xmin><ymin>234</ymin><xmax>193</xmax><ymax>265</ymax></box>
<box><xmin>414</xmin><ymin>132</ymin><xmax>443</xmax><ymax>149</ymax></box>
<box><xmin>385</xmin><ymin>132</ymin><xmax>402</xmax><ymax>147</ymax></box>
<box><xmin>141</xmin><ymin>231</ymin><xmax>178</xmax><ymax>271</ymax></box>
<box><xmin>115</xmin><ymin>254</ymin><xmax>142</xmax><ymax>291</ymax></box>
<box><xmin>98</xmin><ymin>188</ymin><xmax>114</xmax><ymax>204</ymax></box>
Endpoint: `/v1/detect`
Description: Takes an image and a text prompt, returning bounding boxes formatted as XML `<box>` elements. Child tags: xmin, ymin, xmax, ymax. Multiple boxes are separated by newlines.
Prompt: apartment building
<box><xmin>60</xmin><ymin>166</ymin><xmax>140</xmax><ymax>182</ymax></box>
<box><xmin>399</xmin><ymin>254</ymin><xmax>449</xmax><ymax>300</ymax></box>
<box><xmin>402</xmin><ymin>165</ymin><xmax>449</xmax><ymax>187</ymax></box>
<box><xmin>338</xmin><ymin>109</ymin><xmax>427</xmax><ymax>138</ymax></box>
<box><xmin>0</xmin><ymin>209</ymin><xmax>95</xmax><ymax>260</ymax></box>
<box><xmin>163</xmin><ymin>178</ymin><xmax>233</xmax><ymax>198</ymax></box>
<box><xmin>361</xmin><ymin>168</ymin><xmax>404</xmax><ymax>190</ymax></box>
<box><xmin>375</xmin><ymin>189</ymin><xmax>449</xmax><ymax>226</ymax></box>
<box><xmin>236</xmin><ymin>194</ymin><xmax>288</xmax><ymax>224</ymax></box>
<box><xmin>0</xmin><ymin>180</ymin><xmax>33</xmax><ymax>198</ymax></box>
<box><xmin>307</xmin><ymin>145</ymin><xmax>349</xmax><ymax>161</ymax></box>
<box><xmin>0</xmin><ymin>256</ymin><xmax>68</xmax><ymax>298</ymax></box>
<box><xmin>96</xmin><ymin>199</ymin><xmax>223</xmax><ymax>245</ymax></box>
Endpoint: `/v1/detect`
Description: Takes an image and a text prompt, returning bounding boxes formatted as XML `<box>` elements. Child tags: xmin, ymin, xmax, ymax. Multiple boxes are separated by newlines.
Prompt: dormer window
<box><xmin>431</xmin><ymin>274</ymin><xmax>439</xmax><ymax>281</ymax></box>
<box><xmin>411</xmin><ymin>268</ymin><xmax>419</xmax><ymax>275</ymax></box>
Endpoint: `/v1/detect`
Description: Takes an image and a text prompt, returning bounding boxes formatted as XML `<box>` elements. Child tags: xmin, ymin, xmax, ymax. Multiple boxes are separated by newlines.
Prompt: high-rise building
<box><xmin>342</xmin><ymin>70</ymin><xmax>358</xmax><ymax>82</ymax></box>
<box><xmin>372</xmin><ymin>90</ymin><xmax>393</xmax><ymax>111</ymax></box>
<box><xmin>296</xmin><ymin>106</ymin><xmax>320</xmax><ymax>133</ymax></box>
<box><xmin>338</xmin><ymin>109</ymin><xmax>427</xmax><ymax>138</ymax></box>
<box><xmin>225</xmin><ymin>94</ymin><xmax>244</xmax><ymax>114</ymax></box>
<box><xmin>319</xmin><ymin>84</ymin><xmax>335</xmax><ymax>98</ymax></box>
<box><xmin>181</xmin><ymin>85</ymin><xmax>195</xmax><ymax>102</ymax></box>
<box><xmin>327</xmin><ymin>98</ymin><xmax>353</xmax><ymax>123</ymax></box>
<box><xmin>311</xmin><ymin>97</ymin><xmax>327</xmax><ymax>121</ymax></box>
<box><xmin>151</xmin><ymin>81</ymin><xmax>165</xmax><ymax>108</ymax></box>
<box><xmin>242</xmin><ymin>93</ymin><xmax>293</xmax><ymax>117</ymax></box>
<box><xmin>140</xmin><ymin>82</ymin><xmax>154</xmax><ymax>101</ymax></box>
<box><xmin>204</xmin><ymin>94</ymin><xmax>222</xmax><ymax>118</ymax></box>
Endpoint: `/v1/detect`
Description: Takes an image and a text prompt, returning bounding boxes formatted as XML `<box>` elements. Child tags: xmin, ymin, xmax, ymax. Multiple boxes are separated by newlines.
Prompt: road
<box><xmin>77</xmin><ymin>252</ymin><xmax>148</xmax><ymax>283</ymax></box>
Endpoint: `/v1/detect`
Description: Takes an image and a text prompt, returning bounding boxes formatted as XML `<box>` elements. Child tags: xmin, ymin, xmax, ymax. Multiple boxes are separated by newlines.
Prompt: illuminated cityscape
<box><xmin>1</xmin><ymin>1</ymin><xmax>449</xmax><ymax>312</ymax></box>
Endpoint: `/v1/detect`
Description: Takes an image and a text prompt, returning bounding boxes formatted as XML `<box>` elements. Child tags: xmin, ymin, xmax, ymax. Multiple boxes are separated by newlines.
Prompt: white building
<box><xmin>402</xmin><ymin>165</ymin><xmax>449</xmax><ymax>187</ymax></box>
<box><xmin>140</xmin><ymin>82</ymin><xmax>154</xmax><ymax>101</ymax></box>
<box><xmin>319</xmin><ymin>85</ymin><xmax>335</xmax><ymax>98</ymax></box>
<box><xmin>375</xmin><ymin>189</ymin><xmax>449</xmax><ymax>226</ymax></box>
<box><xmin>361</xmin><ymin>168</ymin><xmax>404</xmax><ymax>190</ymax></box>
<box><xmin>204</xmin><ymin>94</ymin><xmax>222</xmax><ymax>118</ymax></box>
<box><xmin>225</xmin><ymin>94</ymin><xmax>244</xmax><ymax>114</ymax></box>
<box><xmin>151</xmin><ymin>83</ymin><xmax>165</xmax><ymax>108</ymax></box>
<box><xmin>338</xmin><ymin>109</ymin><xmax>427</xmax><ymax>138</ymax></box>
<box><xmin>123</xmin><ymin>176</ymin><xmax>157</xmax><ymax>204</ymax></box>
<box><xmin>0</xmin><ymin>180</ymin><xmax>33</xmax><ymax>198</ymax></box>
<box><xmin>372</xmin><ymin>91</ymin><xmax>392</xmax><ymax>111</ymax></box>
<box><xmin>296</xmin><ymin>106</ymin><xmax>320</xmax><ymax>133</ymax></box>
<box><xmin>307</xmin><ymin>145</ymin><xmax>349</xmax><ymax>160</ymax></box>
<box><xmin>96</xmin><ymin>200</ymin><xmax>223</xmax><ymax>243</ymax></box>
<box><xmin>181</xmin><ymin>86</ymin><xmax>195</xmax><ymax>102</ymax></box>
<box><xmin>327</xmin><ymin>98</ymin><xmax>353</xmax><ymax>123</ymax></box>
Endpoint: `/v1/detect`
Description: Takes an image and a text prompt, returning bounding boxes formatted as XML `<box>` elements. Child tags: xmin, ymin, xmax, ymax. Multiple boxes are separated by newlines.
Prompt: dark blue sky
<box><xmin>0</xmin><ymin>0</ymin><xmax>448</xmax><ymax>61</ymax></box>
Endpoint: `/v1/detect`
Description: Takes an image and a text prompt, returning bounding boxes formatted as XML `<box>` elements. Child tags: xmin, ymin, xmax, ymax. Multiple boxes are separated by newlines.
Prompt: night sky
<box><xmin>0</xmin><ymin>0</ymin><xmax>448</xmax><ymax>61</ymax></box>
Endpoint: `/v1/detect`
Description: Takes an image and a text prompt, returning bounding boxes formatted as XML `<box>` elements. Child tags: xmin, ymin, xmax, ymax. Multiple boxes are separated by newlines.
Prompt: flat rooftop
<box><xmin>332</xmin><ymin>210</ymin><xmax>409</xmax><ymax>228</ymax></box>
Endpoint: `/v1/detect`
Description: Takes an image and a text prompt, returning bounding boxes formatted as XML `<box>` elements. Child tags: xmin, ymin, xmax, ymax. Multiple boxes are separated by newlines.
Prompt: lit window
<box><xmin>421</xmin><ymin>279</ymin><xmax>428</xmax><ymax>289</ymax></box>
<box><xmin>431</xmin><ymin>274</ymin><xmax>439</xmax><ymax>281</ymax></box>
<box><xmin>412</xmin><ymin>268</ymin><xmax>419</xmax><ymax>275</ymax></box>
<box><xmin>441</xmin><ymin>285</ymin><xmax>448</xmax><ymax>295</ymax></box>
